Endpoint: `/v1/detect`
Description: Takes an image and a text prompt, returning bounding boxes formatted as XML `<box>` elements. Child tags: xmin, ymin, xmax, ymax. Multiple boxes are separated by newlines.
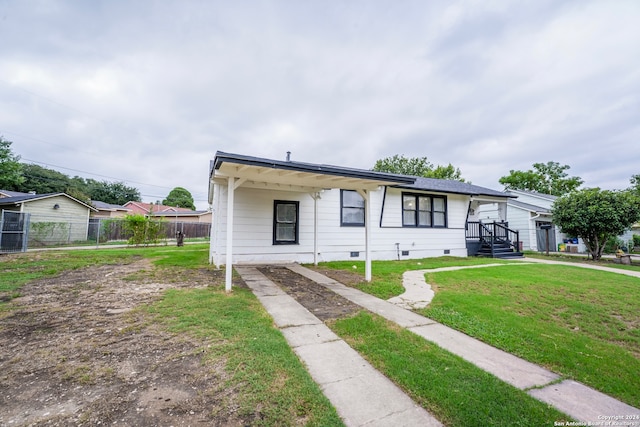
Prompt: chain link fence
<box><xmin>6</xmin><ymin>215</ymin><xmax>210</xmax><ymax>248</ymax></box>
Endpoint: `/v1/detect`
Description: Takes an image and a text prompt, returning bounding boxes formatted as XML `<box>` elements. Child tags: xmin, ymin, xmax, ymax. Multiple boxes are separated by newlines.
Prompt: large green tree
<box><xmin>372</xmin><ymin>155</ymin><xmax>467</xmax><ymax>182</ymax></box>
<box><xmin>551</xmin><ymin>188</ymin><xmax>640</xmax><ymax>260</ymax></box>
<box><xmin>499</xmin><ymin>161</ymin><xmax>583</xmax><ymax>196</ymax></box>
<box><xmin>17</xmin><ymin>164</ymin><xmax>140</xmax><ymax>205</ymax></box>
<box><xmin>163</xmin><ymin>187</ymin><xmax>195</xmax><ymax>210</ymax></box>
<box><xmin>0</xmin><ymin>136</ymin><xmax>24</xmax><ymax>190</ymax></box>
<box><xmin>86</xmin><ymin>179</ymin><xmax>141</xmax><ymax>205</ymax></box>
<box><xmin>19</xmin><ymin>163</ymin><xmax>72</xmax><ymax>194</ymax></box>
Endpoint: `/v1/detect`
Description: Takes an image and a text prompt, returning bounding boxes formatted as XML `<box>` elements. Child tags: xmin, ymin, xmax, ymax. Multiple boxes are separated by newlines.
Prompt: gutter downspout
<box><xmin>530</xmin><ymin>212</ymin><xmax>541</xmax><ymax>251</ymax></box>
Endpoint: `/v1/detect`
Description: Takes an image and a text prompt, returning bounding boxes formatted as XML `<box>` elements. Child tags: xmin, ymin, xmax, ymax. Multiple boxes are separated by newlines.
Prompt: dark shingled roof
<box><xmin>212</xmin><ymin>152</ymin><xmax>510</xmax><ymax>198</ymax></box>
<box><xmin>0</xmin><ymin>193</ymin><xmax>59</xmax><ymax>204</ymax></box>
<box><xmin>0</xmin><ymin>193</ymin><xmax>97</xmax><ymax>211</ymax></box>
<box><xmin>0</xmin><ymin>190</ymin><xmax>31</xmax><ymax>198</ymax></box>
<box><xmin>213</xmin><ymin>151</ymin><xmax>416</xmax><ymax>185</ymax></box>
<box><xmin>91</xmin><ymin>201</ymin><xmax>130</xmax><ymax>210</ymax></box>
<box><xmin>394</xmin><ymin>177</ymin><xmax>510</xmax><ymax>198</ymax></box>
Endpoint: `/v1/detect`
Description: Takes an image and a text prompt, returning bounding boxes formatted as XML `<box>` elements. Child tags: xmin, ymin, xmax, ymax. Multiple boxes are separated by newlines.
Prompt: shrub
<box><xmin>604</xmin><ymin>237</ymin><xmax>625</xmax><ymax>254</ymax></box>
<box><xmin>122</xmin><ymin>214</ymin><xmax>165</xmax><ymax>246</ymax></box>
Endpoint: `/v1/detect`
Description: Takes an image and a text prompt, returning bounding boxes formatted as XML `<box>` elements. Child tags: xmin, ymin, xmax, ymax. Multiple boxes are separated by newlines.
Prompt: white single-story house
<box><xmin>208</xmin><ymin>152</ymin><xmax>515</xmax><ymax>289</ymax></box>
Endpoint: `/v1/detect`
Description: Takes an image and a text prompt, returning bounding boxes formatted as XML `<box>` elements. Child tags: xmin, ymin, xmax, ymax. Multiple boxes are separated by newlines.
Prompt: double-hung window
<box><xmin>273</xmin><ymin>200</ymin><xmax>299</xmax><ymax>244</ymax></box>
<box><xmin>402</xmin><ymin>193</ymin><xmax>447</xmax><ymax>227</ymax></box>
<box><xmin>341</xmin><ymin>190</ymin><xmax>365</xmax><ymax>226</ymax></box>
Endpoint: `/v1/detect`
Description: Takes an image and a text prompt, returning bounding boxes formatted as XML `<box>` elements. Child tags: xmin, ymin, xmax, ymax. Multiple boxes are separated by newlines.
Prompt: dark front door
<box><xmin>535</xmin><ymin>221</ymin><xmax>556</xmax><ymax>252</ymax></box>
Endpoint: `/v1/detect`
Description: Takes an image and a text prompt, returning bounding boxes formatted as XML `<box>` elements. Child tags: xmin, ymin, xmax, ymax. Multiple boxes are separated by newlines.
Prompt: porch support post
<box><xmin>312</xmin><ymin>192</ymin><xmax>320</xmax><ymax>266</ymax></box>
<box><xmin>225</xmin><ymin>177</ymin><xmax>235</xmax><ymax>292</ymax></box>
<box><xmin>362</xmin><ymin>189</ymin><xmax>372</xmax><ymax>282</ymax></box>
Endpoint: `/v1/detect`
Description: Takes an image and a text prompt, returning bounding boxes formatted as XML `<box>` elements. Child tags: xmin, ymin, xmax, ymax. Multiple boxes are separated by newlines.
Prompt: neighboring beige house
<box><xmin>123</xmin><ymin>200</ymin><xmax>212</xmax><ymax>223</ymax></box>
<box><xmin>0</xmin><ymin>191</ymin><xmax>97</xmax><ymax>245</ymax></box>
<box><xmin>148</xmin><ymin>210</ymin><xmax>212</xmax><ymax>223</ymax></box>
<box><xmin>123</xmin><ymin>201</ymin><xmax>193</xmax><ymax>215</ymax></box>
<box><xmin>90</xmin><ymin>201</ymin><xmax>131</xmax><ymax>218</ymax></box>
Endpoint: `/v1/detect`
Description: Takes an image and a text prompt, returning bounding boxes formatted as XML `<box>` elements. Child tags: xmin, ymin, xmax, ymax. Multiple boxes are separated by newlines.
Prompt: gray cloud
<box><xmin>1</xmin><ymin>0</ymin><xmax>638</xmax><ymax>208</ymax></box>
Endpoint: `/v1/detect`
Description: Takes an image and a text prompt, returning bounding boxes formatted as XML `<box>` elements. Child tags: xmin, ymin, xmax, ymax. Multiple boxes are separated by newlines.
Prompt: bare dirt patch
<box><xmin>258</xmin><ymin>266</ymin><xmax>361</xmax><ymax>321</ymax></box>
<box><xmin>0</xmin><ymin>259</ymin><xmax>247</xmax><ymax>426</ymax></box>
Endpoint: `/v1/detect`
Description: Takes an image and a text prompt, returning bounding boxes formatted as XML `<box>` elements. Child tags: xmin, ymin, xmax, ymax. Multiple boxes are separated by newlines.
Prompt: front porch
<box><xmin>466</xmin><ymin>221</ymin><xmax>523</xmax><ymax>258</ymax></box>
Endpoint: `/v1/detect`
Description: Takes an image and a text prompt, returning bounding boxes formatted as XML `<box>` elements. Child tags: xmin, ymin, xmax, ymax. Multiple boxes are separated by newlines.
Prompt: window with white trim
<box><xmin>402</xmin><ymin>193</ymin><xmax>447</xmax><ymax>227</ymax></box>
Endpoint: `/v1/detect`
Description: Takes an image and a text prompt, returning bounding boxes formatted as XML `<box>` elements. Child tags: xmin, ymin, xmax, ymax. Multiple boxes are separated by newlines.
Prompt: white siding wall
<box><xmin>211</xmin><ymin>184</ymin><xmax>471</xmax><ymax>264</ymax></box>
<box><xmin>507</xmin><ymin>208</ymin><xmax>536</xmax><ymax>250</ymax></box>
<box><xmin>511</xmin><ymin>192</ymin><xmax>554</xmax><ymax>209</ymax></box>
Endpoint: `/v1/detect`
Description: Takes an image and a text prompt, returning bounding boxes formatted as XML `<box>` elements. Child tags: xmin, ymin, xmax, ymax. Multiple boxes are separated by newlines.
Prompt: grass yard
<box><xmin>318</xmin><ymin>257</ymin><xmax>510</xmax><ymax>299</ymax></box>
<box><xmin>331</xmin><ymin>311</ymin><xmax>569</xmax><ymax>426</ymax></box>
<box><xmin>148</xmin><ymin>286</ymin><xmax>343</xmax><ymax>426</ymax></box>
<box><xmin>5</xmin><ymin>247</ymin><xmax>638</xmax><ymax>424</ymax></box>
<box><xmin>421</xmin><ymin>263</ymin><xmax>640</xmax><ymax>408</ymax></box>
<box><xmin>322</xmin><ymin>257</ymin><xmax>640</xmax><ymax>409</ymax></box>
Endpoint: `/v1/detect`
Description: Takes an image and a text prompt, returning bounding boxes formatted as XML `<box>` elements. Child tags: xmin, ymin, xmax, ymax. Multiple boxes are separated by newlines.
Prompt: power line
<box><xmin>1</xmin><ymin>129</ymin><xmax>103</xmax><ymax>158</ymax></box>
<box><xmin>17</xmin><ymin>160</ymin><xmax>209</xmax><ymax>203</ymax></box>
<box><xmin>22</xmin><ymin>158</ymin><xmax>175</xmax><ymax>190</ymax></box>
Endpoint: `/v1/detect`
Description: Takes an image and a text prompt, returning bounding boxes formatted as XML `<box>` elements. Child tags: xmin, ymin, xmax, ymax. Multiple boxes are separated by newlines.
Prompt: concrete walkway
<box><xmin>514</xmin><ymin>256</ymin><xmax>640</xmax><ymax>278</ymax></box>
<box><xmin>235</xmin><ymin>266</ymin><xmax>442</xmax><ymax>427</ymax></box>
<box><xmin>279</xmin><ymin>263</ymin><xmax>640</xmax><ymax>425</ymax></box>
<box><xmin>388</xmin><ymin>263</ymin><xmax>533</xmax><ymax>309</ymax></box>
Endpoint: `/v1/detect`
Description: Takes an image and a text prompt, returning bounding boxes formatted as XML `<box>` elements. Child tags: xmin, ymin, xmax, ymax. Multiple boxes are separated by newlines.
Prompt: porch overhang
<box><xmin>209</xmin><ymin>151</ymin><xmax>415</xmax><ymax>197</ymax></box>
<box><xmin>209</xmin><ymin>151</ymin><xmax>416</xmax><ymax>291</ymax></box>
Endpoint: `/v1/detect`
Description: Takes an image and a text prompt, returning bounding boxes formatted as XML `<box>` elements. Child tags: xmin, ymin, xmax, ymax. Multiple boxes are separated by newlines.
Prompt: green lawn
<box><xmin>149</xmin><ymin>286</ymin><xmax>342</xmax><ymax>426</ymax></box>
<box><xmin>5</xmin><ymin>248</ymin><xmax>638</xmax><ymax>424</ymax></box>
<box><xmin>420</xmin><ymin>263</ymin><xmax>640</xmax><ymax>408</ymax></box>
<box><xmin>320</xmin><ymin>257</ymin><xmax>640</xmax><ymax>409</ymax></box>
<box><xmin>331</xmin><ymin>311</ymin><xmax>569</xmax><ymax>426</ymax></box>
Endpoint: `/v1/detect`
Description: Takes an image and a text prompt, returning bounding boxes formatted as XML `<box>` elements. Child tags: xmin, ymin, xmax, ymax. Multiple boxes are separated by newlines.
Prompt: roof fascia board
<box><xmin>391</xmin><ymin>184</ymin><xmax>511</xmax><ymax>199</ymax></box>
<box><xmin>213</xmin><ymin>151</ymin><xmax>415</xmax><ymax>185</ymax></box>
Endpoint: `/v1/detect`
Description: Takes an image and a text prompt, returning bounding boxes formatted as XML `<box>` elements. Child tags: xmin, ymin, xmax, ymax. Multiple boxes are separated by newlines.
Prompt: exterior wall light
<box><xmin>53</xmin><ymin>204</ymin><xmax>60</xmax><ymax>209</ymax></box>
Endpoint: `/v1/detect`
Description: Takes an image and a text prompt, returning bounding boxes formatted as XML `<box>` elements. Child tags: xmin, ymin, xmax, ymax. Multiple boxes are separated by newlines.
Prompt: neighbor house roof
<box><xmin>91</xmin><ymin>201</ymin><xmax>131</xmax><ymax>212</ymax></box>
<box><xmin>150</xmin><ymin>210</ymin><xmax>211</xmax><ymax>217</ymax></box>
<box><xmin>394</xmin><ymin>177</ymin><xmax>511</xmax><ymax>198</ymax></box>
<box><xmin>508</xmin><ymin>199</ymin><xmax>552</xmax><ymax>214</ymax></box>
<box><xmin>124</xmin><ymin>201</ymin><xmax>193</xmax><ymax>214</ymax></box>
<box><xmin>0</xmin><ymin>190</ymin><xmax>31</xmax><ymax>198</ymax></box>
<box><xmin>0</xmin><ymin>193</ymin><xmax>98</xmax><ymax>211</ymax></box>
<box><xmin>506</xmin><ymin>189</ymin><xmax>558</xmax><ymax>201</ymax></box>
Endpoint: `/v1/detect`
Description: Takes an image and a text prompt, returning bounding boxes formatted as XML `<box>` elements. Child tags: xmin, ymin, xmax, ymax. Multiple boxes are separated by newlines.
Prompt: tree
<box><xmin>163</xmin><ymin>187</ymin><xmax>195</xmax><ymax>210</ymax></box>
<box><xmin>551</xmin><ymin>188</ymin><xmax>640</xmax><ymax>260</ymax></box>
<box><xmin>86</xmin><ymin>179</ymin><xmax>141</xmax><ymax>205</ymax></box>
<box><xmin>372</xmin><ymin>155</ymin><xmax>468</xmax><ymax>182</ymax></box>
<box><xmin>629</xmin><ymin>174</ymin><xmax>640</xmax><ymax>195</ymax></box>
<box><xmin>0</xmin><ymin>136</ymin><xmax>24</xmax><ymax>190</ymax></box>
<box><xmin>430</xmin><ymin>164</ymin><xmax>466</xmax><ymax>181</ymax></box>
<box><xmin>499</xmin><ymin>161</ymin><xmax>583</xmax><ymax>196</ymax></box>
<box><xmin>19</xmin><ymin>164</ymin><xmax>71</xmax><ymax>194</ymax></box>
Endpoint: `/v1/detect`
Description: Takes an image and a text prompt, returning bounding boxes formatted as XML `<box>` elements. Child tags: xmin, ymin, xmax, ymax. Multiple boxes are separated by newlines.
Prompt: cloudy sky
<box><xmin>1</xmin><ymin>1</ymin><xmax>638</xmax><ymax>209</ymax></box>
